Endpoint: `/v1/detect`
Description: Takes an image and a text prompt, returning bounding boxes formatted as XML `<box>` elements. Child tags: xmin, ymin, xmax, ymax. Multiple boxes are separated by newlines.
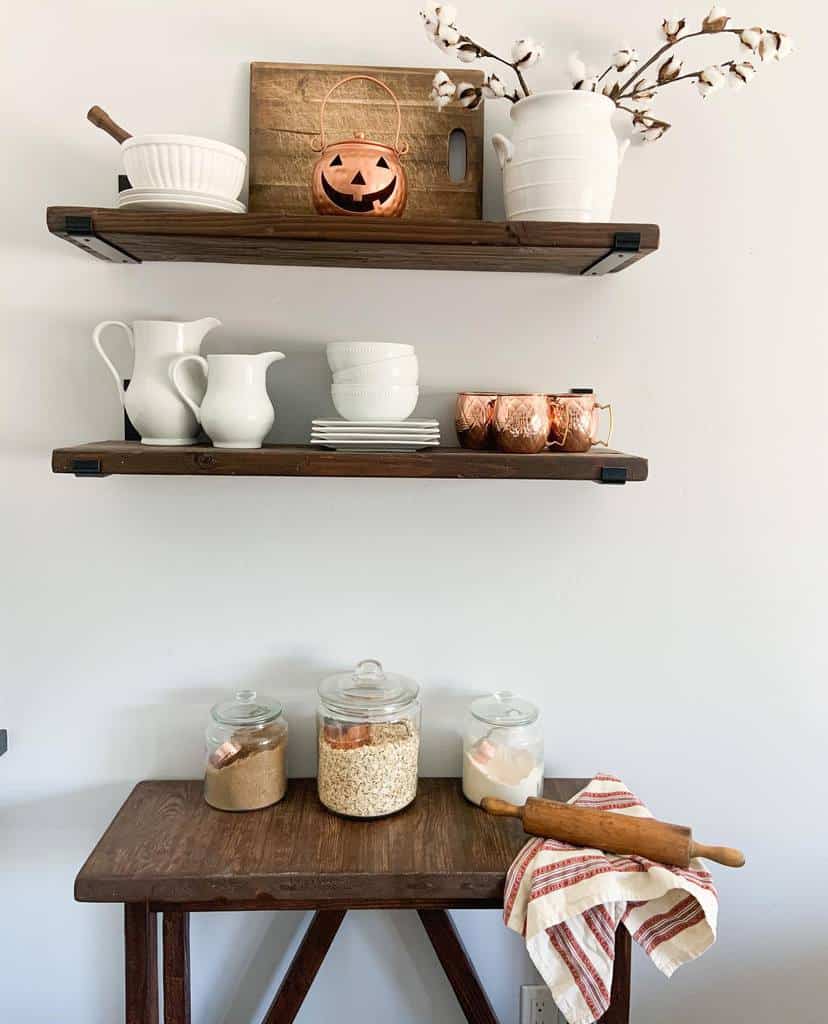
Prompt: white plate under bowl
<box><xmin>312</xmin><ymin>432</ymin><xmax>440</xmax><ymax>442</ymax></box>
<box><xmin>311</xmin><ymin>439</ymin><xmax>439</xmax><ymax>449</ymax></box>
<box><xmin>117</xmin><ymin>188</ymin><xmax>246</xmax><ymax>213</ymax></box>
<box><xmin>312</xmin><ymin>419</ymin><xmax>438</xmax><ymax>429</ymax></box>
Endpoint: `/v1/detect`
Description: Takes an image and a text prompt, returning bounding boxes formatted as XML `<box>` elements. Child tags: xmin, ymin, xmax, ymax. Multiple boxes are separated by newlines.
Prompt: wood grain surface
<box><xmin>75</xmin><ymin>778</ymin><xmax>586</xmax><ymax>908</ymax></box>
<box><xmin>46</xmin><ymin>207</ymin><xmax>660</xmax><ymax>274</ymax></box>
<box><xmin>52</xmin><ymin>442</ymin><xmax>648</xmax><ymax>482</ymax></box>
<box><xmin>249</xmin><ymin>63</ymin><xmax>485</xmax><ymax>219</ymax></box>
<box><xmin>124</xmin><ymin>903</ymin><xmax>158</xmax><ymax>1024</ymax></box>
<box><xmin>418</xmin><ymin>909</ymin><xmax>499</xmax><ymax>1024</ymax></box>
<box><xmin>162</xmin><ymin>912</ymin><xmax>190</xmax><ymax>1024</ymax></box>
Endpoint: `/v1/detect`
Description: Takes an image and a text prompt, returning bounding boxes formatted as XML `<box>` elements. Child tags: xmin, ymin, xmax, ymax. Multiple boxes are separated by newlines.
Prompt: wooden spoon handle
<box><xmin>480</xmin><ymin>797</ymin><xmax>521</xmax><ymax>818</ymax></box>
<box><xmin>87</xmin><ymin>106</ymin><xmax>131</xmax><ymax>144</ymax></box>
<box><xmin>690</xmin><ymin>843</ymin><xmax>746</xmax><ymax>868</ymax></box>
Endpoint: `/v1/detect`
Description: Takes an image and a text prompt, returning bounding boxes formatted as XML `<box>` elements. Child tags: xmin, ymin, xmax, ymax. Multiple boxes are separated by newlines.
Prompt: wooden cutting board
<box><xmin>249</xmin><ymin>62</ymin><xmax>484</xmax><ymax>220</ymax></box>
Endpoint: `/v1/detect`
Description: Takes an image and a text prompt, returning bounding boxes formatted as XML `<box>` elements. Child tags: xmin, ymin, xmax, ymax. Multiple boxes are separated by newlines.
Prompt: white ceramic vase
<box><xmin>92</xmin><ymin>318</ymin><xmax>221</xmax><ymax>445</ymax></box>
<box><xmin>170</xmin><ymin>352</ymin><xmax>285</xmax><ymax>449</ymax></box>
<box><xmin>491</xmin><ymin>91</ymin><xmax>629</xmax><ymax>222</ymax></box>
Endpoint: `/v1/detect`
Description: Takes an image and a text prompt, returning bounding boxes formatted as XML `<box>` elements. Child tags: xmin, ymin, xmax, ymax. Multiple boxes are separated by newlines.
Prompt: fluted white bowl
<box><xmin>326</xmin><ymin>342</ymin><xmax>414</xmax><ymax>374</ymax></box>
<box><xmin>331</xmin><ymin>384</ymin><xmax>419</xmax><ymax>422</ymax></box>
<box><xmin>332</xmin><ymin>355</ymin><xmax>419</xmax><ymax>387</ymax></box>
<box><xmin>122</xmin><ymin>134</ymin><xmax>247</xmax><ymax>199</ymax></box>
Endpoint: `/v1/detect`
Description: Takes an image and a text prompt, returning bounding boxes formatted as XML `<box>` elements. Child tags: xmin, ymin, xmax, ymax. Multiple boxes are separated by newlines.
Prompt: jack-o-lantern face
<box><xmin>312</xmin><ymin>140</ymin><xmax>407</xmax><ymax>217</ymax></box>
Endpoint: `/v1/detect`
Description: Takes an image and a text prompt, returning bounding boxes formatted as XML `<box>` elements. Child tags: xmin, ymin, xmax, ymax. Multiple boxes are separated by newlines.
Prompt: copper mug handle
<box><xmin>311</xmin><ymin>75</ymin><xmax>409</xmax><ymax>155</ymax></box>
<box><xmin>592</xmin><ymin>402</ymin><xmax>614</xmax><ymax>448</ymax></box>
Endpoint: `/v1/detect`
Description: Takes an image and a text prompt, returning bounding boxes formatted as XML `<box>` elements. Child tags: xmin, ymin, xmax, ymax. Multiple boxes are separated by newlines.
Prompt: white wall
<box><xmin>2</xmin><ymin>1</ymin><xmax>824</xmax><ymax>1021</ymax></box>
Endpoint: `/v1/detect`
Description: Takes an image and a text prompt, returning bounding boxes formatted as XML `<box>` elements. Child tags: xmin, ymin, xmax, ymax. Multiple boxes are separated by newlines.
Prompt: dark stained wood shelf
<box><xmin>52</xmin><ymin>441</ymin><xmax>648</xmax><ymax>483</ymax></box>
<box><xmin>76</xmin><ymin>777</ymin><xmax>586</xmax><ymax>908</ymax></box>
<box><xmin>46</xmin><ymin>207</ymin><xmax>659</xmax><ymax>275</ymax></box>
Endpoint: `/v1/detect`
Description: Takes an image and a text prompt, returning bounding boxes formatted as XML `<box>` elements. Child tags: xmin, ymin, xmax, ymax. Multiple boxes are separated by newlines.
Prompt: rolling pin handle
<box><xmin>480</xmin><ymin>797</ymin><xmax>521</xmax><ymax>818</ymax></box>
<box><xmin>690</xmin><ymin>843</ymin><xmax>746</xmax><ymax>868</ymax></box>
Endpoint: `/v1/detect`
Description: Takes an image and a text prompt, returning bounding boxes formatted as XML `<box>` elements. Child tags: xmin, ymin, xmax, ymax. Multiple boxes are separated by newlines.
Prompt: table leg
<box><xmin>261</xmin><ymin>910</ymin><xmax>346</xmax><ymax>1024</ymax></box>
<box><xmin>418</xmin><ymin>909</ymin><xmax>499</xmax><ymax>1024</ymax></box>
<box><xmin>124</xmin><ymin>902</ymin><xmax>159</xmax><ymax>1024</ymax></box>
<box><xmin>163</xmin><ymin>911</ymin><xmax>191</xmax><ymax>1024</ymax></box>
<box><xmin>597</xmin><ymin>928</ymin><xmax>631</xmax><ymax>1024</ymax></box>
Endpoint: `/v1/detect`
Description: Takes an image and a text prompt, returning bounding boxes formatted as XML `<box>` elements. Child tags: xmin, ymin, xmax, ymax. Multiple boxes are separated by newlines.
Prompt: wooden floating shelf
<box><xmin>52</xmin><ymin>442</ymin><xmax>648</xmax><ymax>483</ymax></box>
<box><xmin>46</xmin><ymin>207</ymin><xmax>659</xmax><ymax>275</ymax></box>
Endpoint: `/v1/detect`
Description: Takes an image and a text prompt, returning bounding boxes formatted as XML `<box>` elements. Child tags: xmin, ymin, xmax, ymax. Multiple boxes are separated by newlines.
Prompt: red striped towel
<box><xmin>503</xmin><ymin>775</ymin><xmax>718</xmax><ymax>1024</ymax></box>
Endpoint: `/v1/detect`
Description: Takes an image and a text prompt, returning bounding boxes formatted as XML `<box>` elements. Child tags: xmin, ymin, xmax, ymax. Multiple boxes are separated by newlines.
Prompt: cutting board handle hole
<box><xmin>448</xmin><ymin>129</ymin><xmax>468</xmax><ymax>183</ymax></box>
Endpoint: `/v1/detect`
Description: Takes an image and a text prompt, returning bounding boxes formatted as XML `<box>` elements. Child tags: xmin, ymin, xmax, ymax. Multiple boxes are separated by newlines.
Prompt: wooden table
<box><xmin>76</xmin><ymin>778</ymin><xmax>631</xmax><ymax>1024</ymax></box>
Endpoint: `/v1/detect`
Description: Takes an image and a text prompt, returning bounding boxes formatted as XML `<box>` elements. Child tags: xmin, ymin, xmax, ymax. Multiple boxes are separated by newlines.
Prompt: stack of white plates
<box><xmin>117</xmin><ymin>187</ymin><xmax>246</xmax><ymax>213</ymax></box>
<box><xmin>311</xmin><ymin>419</ymin><xmax>440</xmax><ymax>452</ymax></box>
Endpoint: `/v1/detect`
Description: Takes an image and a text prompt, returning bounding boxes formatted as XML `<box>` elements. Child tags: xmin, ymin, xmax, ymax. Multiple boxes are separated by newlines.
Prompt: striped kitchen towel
<box><xmin>503</xmin><ymin>774</ymin><xmax>718</xmax><ymax>1024</ymax></box>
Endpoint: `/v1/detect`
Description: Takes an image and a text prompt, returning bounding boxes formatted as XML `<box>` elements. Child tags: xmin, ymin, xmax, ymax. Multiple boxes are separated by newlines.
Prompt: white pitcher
<box><xmin>170</xmin><ymin>352</ymin><xmax>285</xmax><ymax>449</ymax></box>
<box><xmin>491</xmin><ymin>91</ymin><xmax>630</xmax><ymax>222</ymax></box>
<box><xmin>93</xmin><ymin>318</ymin><xmax>221</xmax><ymax>445</ymax></box>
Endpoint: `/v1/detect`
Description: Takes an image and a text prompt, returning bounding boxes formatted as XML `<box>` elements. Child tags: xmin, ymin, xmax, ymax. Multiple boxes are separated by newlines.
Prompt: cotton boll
<box><xmin>456</xmin><ymin>82</ymin><xmax>482</xmax><ymax>109</ymax></box>
<box><xmin>512</xmin><ymin>38</ymin><xmax>543</xmax><ymax>67</ymax></box>
<box><xmin>658</xmin><ymin>55</ymin><xmax>683</xmax><ymax>83</ymax></box>
<box><xmin>437</xmin><ymin>21</ymin><xmax>460</xmax><ymax>48</ymax></box>
<box><xmin>697</xmin><ymin>65</ymin><xmax>726</xmax><ymax>97</ymax></box>
<box><xmin>728</xmin><ymin>62</ymin><xmax>756</xmax><ymax>90</ymax></box>
<box><xmin>739</xmin><ymin>26</ymin><xmax>763</xmax><ymax>52</ymax></box>
<box><xmin>482</xmin><ymin>73</ymin><xmax>507</xmax><ymax>99</ymax></box>
<box><xmin>613</xmin><ymin>47</ymin><xmax>639</xmax><ymax>71</ymax></box>
<box><xmin>703</xmin><ymin>6</ymin><xmax>730</xmax><ymax>32</ymax></box>
<box><xmin>662</xmin><ymin>16</ymin><xmax>686</xmax><ymax>43</ymax></box>
<box><xmin>456</xmin><ymin>43</ymin><xmax>479</xmax><ymax>63</ymax></box>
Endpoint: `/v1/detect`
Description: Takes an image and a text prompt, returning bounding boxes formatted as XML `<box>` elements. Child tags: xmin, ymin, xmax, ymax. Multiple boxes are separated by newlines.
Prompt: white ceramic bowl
<box><xmin>326</xmin><ymin>342</ymin><xmax>414</xmax><ymax>374</ymax></box>
<box><xmin>331</xmin><ymin>384</ymin><xmax>419</xmax><ymax>422</ymax></box>
<box><xmin>332</xmin><ymin>355</ymin><xmax>419</xmax><ymax>387</ymax></box>
<box><xmin>122</xmin><ymin>134</ymin><xmax>247</xmax><ymax>200</ymax></box>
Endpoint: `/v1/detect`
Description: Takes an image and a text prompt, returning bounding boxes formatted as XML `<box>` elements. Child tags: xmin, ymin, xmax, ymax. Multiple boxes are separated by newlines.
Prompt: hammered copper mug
<box><xmin>455</xmin><ymin>392</ymin><xmax>497</xmax><ymax>449</ymax></box>
<box><xmin>492</xmin><ymin>394</ymin><xmax>570</xmax><ymax>454</ymax></box>
<box><xmin>548</xmin><ymin>389</ymin><xmax>613</xmax><ymax>453</ymax></box>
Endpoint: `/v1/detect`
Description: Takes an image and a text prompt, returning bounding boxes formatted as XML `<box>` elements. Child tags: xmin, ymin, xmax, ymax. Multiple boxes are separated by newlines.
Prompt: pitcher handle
<box><xmin>170</xmin><ymin>355</ymin><xmax>208</xmax><ymax>424</ymax></box>
<box><xmin>92</xmin><ymin>321</ymin><xmax>134</xmax><ymax>408</ymax></box>
<box><xmin>593</xmin><ymin>403</ymin><xmax>614</xmax><ymax>448</ymax></box>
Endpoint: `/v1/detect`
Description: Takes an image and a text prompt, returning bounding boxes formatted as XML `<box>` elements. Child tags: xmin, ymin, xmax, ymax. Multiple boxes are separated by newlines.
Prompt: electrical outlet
<box><xmin>520</xmin><ymin>985</ymin><xmax>563</xmax><ymax>1024</ymax></box>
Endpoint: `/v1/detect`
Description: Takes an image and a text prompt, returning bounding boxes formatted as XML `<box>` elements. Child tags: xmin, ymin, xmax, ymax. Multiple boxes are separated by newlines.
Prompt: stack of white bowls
<box><xmin>327</xmin><ymin>343</ymin><xmax>419</xmax><ymax>421</ymax></box>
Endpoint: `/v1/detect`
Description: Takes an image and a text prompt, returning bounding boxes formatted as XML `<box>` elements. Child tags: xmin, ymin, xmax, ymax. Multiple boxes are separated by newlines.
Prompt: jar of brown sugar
<box><xmin>204</xmin><ymin>689</ymin><xmax>288</xmax><ymax>811</ymax></box>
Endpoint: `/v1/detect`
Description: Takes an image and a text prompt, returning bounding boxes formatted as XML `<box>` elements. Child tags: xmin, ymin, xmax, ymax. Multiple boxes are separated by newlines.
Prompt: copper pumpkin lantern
<box><xmin>310</xmin><ymin>75</ymin><xmax>409</xmax><ymax>218</ymax></box>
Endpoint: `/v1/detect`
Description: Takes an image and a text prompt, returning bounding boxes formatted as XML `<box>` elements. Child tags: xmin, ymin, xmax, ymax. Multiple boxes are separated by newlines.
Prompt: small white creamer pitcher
<box><xmin>170</xmin><ymin>352</ymin><xmax>285</xmax><ymax>449</ymax></box>
<box><xmin>92</xmin><ymin>317</ymin><xmax>221</xmax><ymax>444</ymax></box>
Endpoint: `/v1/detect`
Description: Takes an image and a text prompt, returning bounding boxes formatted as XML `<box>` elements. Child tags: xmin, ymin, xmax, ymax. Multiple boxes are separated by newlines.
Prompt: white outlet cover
<box><xmin>520</xmin><ymin>984</ymin><xmax>564</xmax><ymax>1024</ymax></box>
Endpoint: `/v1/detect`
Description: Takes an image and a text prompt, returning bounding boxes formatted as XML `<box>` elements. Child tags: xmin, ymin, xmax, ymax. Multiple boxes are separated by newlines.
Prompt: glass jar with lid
<box><xmin>204</xmin><ymin>689</ymin><xmax>288</xmax><ymax>811</ymax></box>
<box><xmin>317</xmin><ymin>659</ymin><xmax>420</xmax><ymax>818</ymax></box>
<box><xmin>462</xmin><ymin>691</ymin><xmax>543</xmax><ymax>806</ymax></box>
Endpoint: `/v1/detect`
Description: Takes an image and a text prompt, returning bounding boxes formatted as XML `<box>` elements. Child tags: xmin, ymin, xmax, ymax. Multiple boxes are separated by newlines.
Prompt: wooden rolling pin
<box><xmin>87</xmin><ymin>105</ymin><xmax>132</xmax><ymax>144</ymax></box>
<box><xmin>482</xmin><ymin>796</ymin><xmax>745</xmax><ymax>869</ymax></box>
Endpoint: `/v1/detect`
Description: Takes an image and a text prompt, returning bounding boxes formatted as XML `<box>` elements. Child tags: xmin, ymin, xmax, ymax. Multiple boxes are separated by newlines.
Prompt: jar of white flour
<box><xmin>462</xmin><ymin>691</ymin><xmax>544</xmax><ymax>806</ymax></box>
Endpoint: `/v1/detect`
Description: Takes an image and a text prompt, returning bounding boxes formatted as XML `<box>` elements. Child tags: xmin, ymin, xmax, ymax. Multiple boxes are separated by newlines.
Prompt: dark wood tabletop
<box><xmin>75</xmin><ymin>777</ymin><xmax>585</xmax><ymax>910</ymax></box>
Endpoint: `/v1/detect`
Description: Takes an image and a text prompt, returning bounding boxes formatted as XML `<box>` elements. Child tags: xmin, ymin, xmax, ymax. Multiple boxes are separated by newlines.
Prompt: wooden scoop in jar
<box><xmin>87</xmin><ymin>105</ymin><xmax>132</xmax><ymax>144</ymax></box>
<box><xmin>481</xmin><ymin>795</ymin><xmax>745</xmax><ymax>869</ymax></box>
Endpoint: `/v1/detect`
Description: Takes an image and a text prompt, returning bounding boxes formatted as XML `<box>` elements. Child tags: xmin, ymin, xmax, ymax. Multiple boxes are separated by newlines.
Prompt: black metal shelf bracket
<box><xmin>62</xmin><ymin>215</ymin><xmax>139</xmax><ymax>264</ymax></box>
<box><xmin>581</xmin><ymin>232</ymin><xmax>641</xmax><ymax>276</ymax></box>
<box><xmin>599</xmin><ymin>466</ymin><xmax>627</xmax><ymax>485</ymax></box>
<box><xmin>72</xmin><ymin>457</ymin><xmax>104</xmax><ymax>477</ymax></box>
<box><xmin>0</xmin><ymin>730</ymin><xmax>7</xmax><ymax>757</ymax></box>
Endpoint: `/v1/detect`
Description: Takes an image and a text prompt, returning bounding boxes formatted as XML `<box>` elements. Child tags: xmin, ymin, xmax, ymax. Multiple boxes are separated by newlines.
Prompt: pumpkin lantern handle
<box><xmin>311</xmin><ymin>75</ymin><xmax>409</xmax><ymax>156</ymax></box>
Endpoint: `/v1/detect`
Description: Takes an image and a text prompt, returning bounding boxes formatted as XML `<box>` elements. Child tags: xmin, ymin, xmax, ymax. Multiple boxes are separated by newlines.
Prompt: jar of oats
<box><xmin>204</xmin><ymin>690</ymin><xmax>288</xmax><ymax>812</ymax></box>
<box><xmin>317</xmin><ymin>659</ymin><xmax>420</xmax><ymax>818</ymax></box>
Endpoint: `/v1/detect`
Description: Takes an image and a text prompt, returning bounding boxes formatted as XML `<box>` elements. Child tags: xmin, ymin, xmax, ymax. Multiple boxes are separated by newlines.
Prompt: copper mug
<box><xmin>455</xmin><ymin>392</ymin><xmax>497</xmax><ymax>450</ymax></box>
<box><xmin>548</xmin><ymin>389</ymin><xmax>613</xmax><ymax>453</ymax></box>
<box><xmin>492</xmin><ymin>394</ymin><xmax>570</xmax><ymax>455</ymax></box>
